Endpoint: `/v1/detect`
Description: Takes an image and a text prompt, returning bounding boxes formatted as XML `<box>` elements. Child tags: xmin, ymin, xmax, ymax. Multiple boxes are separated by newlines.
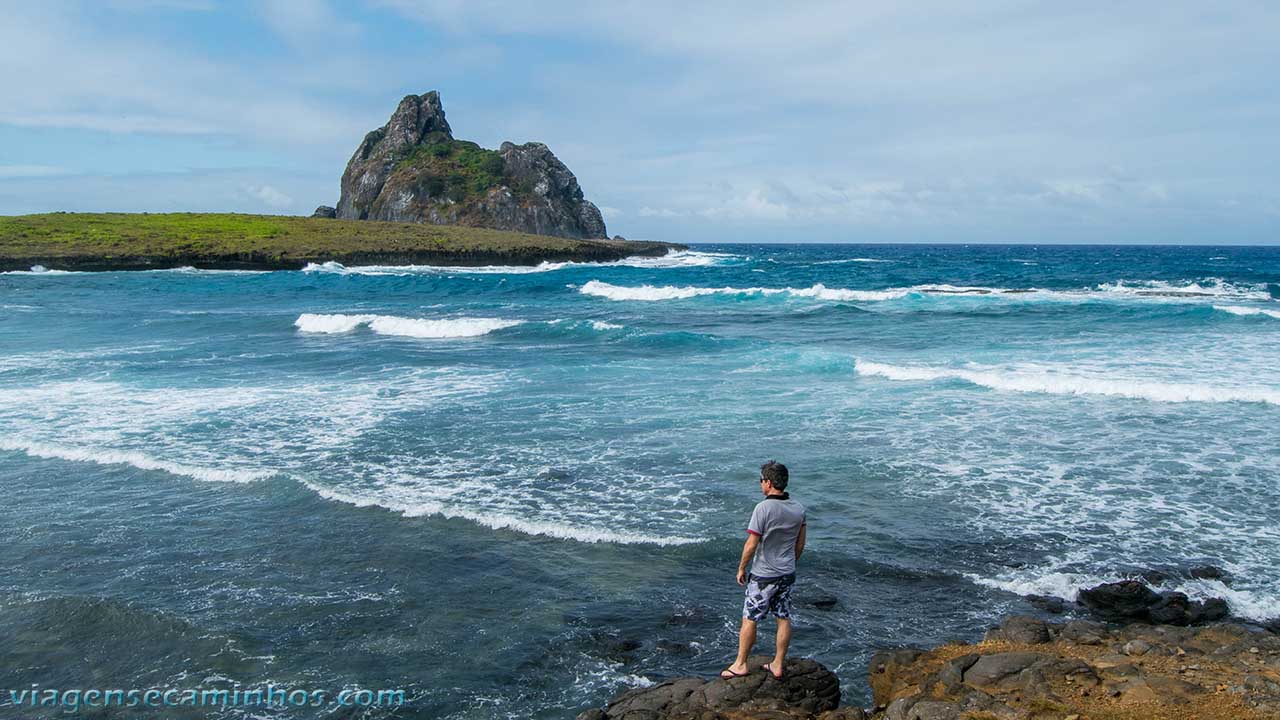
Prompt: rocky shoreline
<box><xmin>0</xmin><ymin>238</ymin><xmax>680</xmax><ymax>272</ymax></box>
<box><xmin>0</xmin><ymin>213</ymin><xmax>683</xmax><ymax>272</ymax></box>
<box><xmin>579</xmin><ymin>579</ymin><xmax>1280</xmax><ymax>720</ymax></box>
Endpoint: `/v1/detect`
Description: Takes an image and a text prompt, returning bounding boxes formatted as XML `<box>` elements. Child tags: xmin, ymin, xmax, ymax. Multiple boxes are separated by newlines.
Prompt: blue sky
<box><xmin>1</xmin><ymin>1</ymin><xmax>1278</xmax><ymax>244</ymax></box>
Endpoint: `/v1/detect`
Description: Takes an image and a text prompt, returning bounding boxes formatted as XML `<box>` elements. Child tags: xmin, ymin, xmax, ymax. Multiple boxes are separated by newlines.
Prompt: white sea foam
<box><xmin>813</xmin><ymin>257</ymin><xmax>894</xmax><ymax>264</ymax></box>
<box><xmin>300</xmin><ymin>250</ymin><xmax>737</xmax><ymax>276</ymax></box>
<box><xmin>300</xmin><ymin>480</ymin><xmax>703</xmax><ymax>546</ymax></box>
<box><xmin>1097</xmin><ymin>278</ymin><xmax>1272</xmax><ymax>301</ymax></box>
<box><xmin>578</xmin><ymin>280</ymin><xmax>908</xmax><ymax>302</ymax></box>
<box><xmin>970</xmin><ymin>567</ymin><xmax>1280</xmax><ymax>622</ymax></box>
<box><xmin>2</xmin><ymin>266</ymin><xmax>80</xmax><ymax>275</ymax></box>
<box><xmin>0</xmin><ymin>438</ymin><xmax>271</xmax><ymax>483</ymax></box>
<box><xmin>590</xmin><ymin>321</ymin><xmax>623</xmax><ymax>330</ymax></box>
<box><xmin>1215</xmin><ymin>305</ymin><xmax>1280</xmax><ymax>319</ymax></box>
<box><xmin>146</xmin><ymin>266</ymin><xmax>269</xmax><ymax>275</ymax></box>
<box><xmin>301</xmin><ymin>261</ymin><xmax>350</xmax><ymax>274</ymax></box>
<box><xmin>578</xmin><ymin>279</ymin><xmax>1274</xmax><ymax>306</ymax></box>
<box><xmin>854</xmin><ymin>359</ymin><xmax>1280</xmax><ymax>405</ymax></box>
<box><xmin>294</xmin><ymin>313</ymin><xmax>523</xmax><ymax>338</ymax></box>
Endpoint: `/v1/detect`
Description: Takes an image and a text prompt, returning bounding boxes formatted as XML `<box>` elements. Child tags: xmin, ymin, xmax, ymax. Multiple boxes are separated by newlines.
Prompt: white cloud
<box><xmin>700</xmin><ymin>188</ymin><xmax>790</xmax><ymax>221</ymax></box>
<box><xmin>2</xmin><ymin>2</ymin><xmax>1277</xmax><ymax>242</ymax></box>
<box><xmin>638</xmin><ymin>206</ymin><xmax>684</xmax><ymax>218</ymax></box>
<box><xmin>0</xmin><ymin>5</ymin><xmax>370</xmax><ymax>146</ymax></box>
<box><xmin>245</xmin><ymin>184</ymin><xmax>294</xmax><ymax>208</ymax></box>
<box><xmin>598</xmin><ymin>205</ymin><xmax>622</xmax><ymax>219</ymax></box>
<box><xmin>256</xmin><ymin>0</ymin><xmax>358</xmax><ymax>50</ymax></box>
<box><xmin>0</xmin><ymin>169</ymin><xmax>330</xmax><ymax>216</ymax></box>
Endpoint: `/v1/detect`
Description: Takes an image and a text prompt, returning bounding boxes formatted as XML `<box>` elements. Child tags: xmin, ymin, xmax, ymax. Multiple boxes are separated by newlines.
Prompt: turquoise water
<box><xmin>2</xmin><ymin>244</ymin><xmax>1278</xmax><ymax>718</ymax></box>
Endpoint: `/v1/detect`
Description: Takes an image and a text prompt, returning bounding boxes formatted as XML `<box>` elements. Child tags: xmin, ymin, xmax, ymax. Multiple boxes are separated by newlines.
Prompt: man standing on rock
<box><xmin>722</xmin><ymin>460</ymin><xmax>807</xmax><ymax>680</ymax></box>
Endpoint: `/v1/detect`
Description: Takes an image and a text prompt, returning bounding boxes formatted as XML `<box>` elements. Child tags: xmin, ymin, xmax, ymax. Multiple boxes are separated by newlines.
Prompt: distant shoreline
<box><xmin>0</xmin><ymin>212</ymin><xmax>683</xmax><ymax>272</ymax></box>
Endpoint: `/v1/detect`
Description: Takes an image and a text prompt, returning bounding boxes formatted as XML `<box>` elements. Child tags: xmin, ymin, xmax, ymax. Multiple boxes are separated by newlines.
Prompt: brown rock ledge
<box><xmin>580</xmin><ymin>617</ymin><xmax>1280</xmax><ymax>720</ymax></box>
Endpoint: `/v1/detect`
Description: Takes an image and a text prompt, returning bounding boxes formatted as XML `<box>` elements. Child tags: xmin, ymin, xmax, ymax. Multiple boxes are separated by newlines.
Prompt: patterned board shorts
<box><xmin>743</xmin><ymin>574</ymin><xmax>795</xmax><ymax>621</ymax></box>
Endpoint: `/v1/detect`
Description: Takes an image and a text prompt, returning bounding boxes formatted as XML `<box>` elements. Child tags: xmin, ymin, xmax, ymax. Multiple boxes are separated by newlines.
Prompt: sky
<box><xmin>1</xmin><ymin>1</ymin><xmax>1278</xmax><ymax>244</ymax></box>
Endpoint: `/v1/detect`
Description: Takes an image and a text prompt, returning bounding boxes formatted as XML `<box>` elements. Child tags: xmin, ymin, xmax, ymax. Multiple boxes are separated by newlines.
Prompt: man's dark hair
<box><xmin>760</xmin><ymin>460</ymin><xmax>788</xmax><ymax>491</ymax></box>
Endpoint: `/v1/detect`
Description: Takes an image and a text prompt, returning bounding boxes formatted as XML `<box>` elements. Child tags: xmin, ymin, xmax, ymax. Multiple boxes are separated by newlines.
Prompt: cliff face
<box><xmin>334</xmin><ymin>91</ymin><xmax>608</xmax><ymax>239</ymax></box>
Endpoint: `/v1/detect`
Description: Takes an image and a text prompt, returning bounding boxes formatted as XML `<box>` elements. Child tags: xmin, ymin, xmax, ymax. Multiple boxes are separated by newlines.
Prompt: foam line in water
<box><xmin>0</xmin><ymin>438</ymin><xmax>272</xmax><ymax>483</ymax></box>
<box><xmin>969</xmin><ymin>568</ymin><xmax>1280</xmax><ymax>622</ymax></box>
<box><xmin>1098</xmin><ymin>279</ymin><xmax>1272</xmax><ymax>301</ymax></box>
<box><xmin>854</xmin><ymin>359</ymin><xmax>1280</xmax><ymax>405</ymax></box>
<box><xmin>1215</xmin><ymin>305</ymin><xmax>1280</xmax><ymax>319</ymax></box>
<box><xmin>295</xmin><ymin>313</ymin><xmax>523</xmax><ymax>338</ymax></box>
<box><xmin>1</xmin><ymin>266</ymin><xmax>81</xmax><ymax>275</ymax></box>
<box><xmin>300</xmin><ymin>480</ymin><xmax>704</xmax><ymax>546</ymax></box>
<box><xmin>299</xmin><ymin>250</ymin><xmax>737</xmax><ymax>276</ymax></box>
<box><xmin>579</xmin><ymin>280</ymin><xmax>908</xmax><ymax>302</ymax></box>
<box><xmin>579</xmin><ymin>278</ymin><xmax>1273</xmax><ymax>305</ymax></box>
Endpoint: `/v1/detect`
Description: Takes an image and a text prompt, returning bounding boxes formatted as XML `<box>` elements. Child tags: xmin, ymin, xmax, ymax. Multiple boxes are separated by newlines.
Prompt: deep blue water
<box><xmin>2</xmin><ymin>244</ymin><xmax>1279</xmax><ymax>718</ymax></box>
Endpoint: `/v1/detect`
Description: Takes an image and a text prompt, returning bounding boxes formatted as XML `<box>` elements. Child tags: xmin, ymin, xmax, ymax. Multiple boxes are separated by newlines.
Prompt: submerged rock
<box><xmin>1077</xmin><ymin>580</ymin><xmax>1161</xmax><ymax>620</ymax></box>
<box><xmin>1076</xmin><ymin>579</ymin><xmax>1232</xmax><ymax>625</ymax></box>
<box><xmin>334</xmin><ymin>91</ymin><xmax>609</xmax><ymax>239</ymax></box>
<box><xmin>1189</xmin><ymin>564</ymin><xmax>1232</xmax><ymax>585</ymax></box>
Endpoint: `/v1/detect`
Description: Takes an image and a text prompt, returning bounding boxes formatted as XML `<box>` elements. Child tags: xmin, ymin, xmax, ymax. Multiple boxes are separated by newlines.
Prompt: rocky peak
<box><xmin>332</xmin><ymin>91</ymin><xmax>607</xmax><ymax>239</ymax></box>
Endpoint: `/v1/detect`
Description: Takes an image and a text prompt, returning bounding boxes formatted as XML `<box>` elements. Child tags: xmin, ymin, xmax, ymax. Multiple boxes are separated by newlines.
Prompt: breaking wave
<box><xmin>298</xmin><ymin>251</ymin><xmax>737</xmax><ymax>276</ymax></box>
<box><xmin>577</xmin><ymin>278</ymin><xmax>1274</xmax><ymax>306</ymax></box>
<box><xmin>0</xmin><ymin>438</ymin><xmax>272</xmax><ymax>483</ymax></box>
<box><xmin>1097</xmin><ymin>279</ymin><xmax>1273</xmax><ymax>301</ymax></box>
<box><xmin>295</xmin><ymin>313</ymin><xmax>523</xmax><ymax>338</ymax></box>
<box><xmin>812</xmin><ymin>257</ymin><xmax>895</xmax><ymax>264</ymax></box>
<box><xmin>2</xmin><ymin>265</ymin><xmax>80</xmax><ymax>275</ymax></box>
<box><xmin>970</xmin><ymin>567</ymin><xmax>1280</xmax><ymax>622</ymax></box>
<box><xmin>578</xmin><ymin>280</ymin><xmax>908</xmax><ymax>302</ymax></box>
<box><xmin>300</xmin><ymin>481</ymin><xmax>704</xmax><ymax>546</ymax></box>
<box><xmin>854</xmin><ymin>359</ymin><xmax>1280</xmax><ymax>405</ymax></box>
<box><xmin>1215</xmin><ymin>305</ymin><xmax>1280</xmax><ymax>320</ymax></box>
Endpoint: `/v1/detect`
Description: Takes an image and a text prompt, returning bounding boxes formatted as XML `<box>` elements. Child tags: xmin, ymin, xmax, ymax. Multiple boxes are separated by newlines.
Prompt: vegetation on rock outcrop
<box><xmin>0</xmin><ymin>212</ymin><xmax>677</xmax><ymax>271</ymax></box>
<box><xmin>332</xmin><ymin>91</ymin><xmax>609</xmax><ymax>240</ymax></box>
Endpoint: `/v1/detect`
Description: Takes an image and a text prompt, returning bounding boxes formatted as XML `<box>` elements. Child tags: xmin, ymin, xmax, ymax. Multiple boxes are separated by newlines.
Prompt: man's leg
<box><xmin>772</xmin><ymin>617</ymin><xmax>791</xmax><ymax>670</ymax></box>
<box><xmin>727</xmin><ymin>617</ymin><xmax>756</xmax><ymax>673</ymax></box>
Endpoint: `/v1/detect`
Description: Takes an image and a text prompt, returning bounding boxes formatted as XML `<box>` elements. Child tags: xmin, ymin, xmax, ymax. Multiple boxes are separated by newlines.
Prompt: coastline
<box><xmin>0</xmin><ymin>212</ymin><xmax>684</xmax><ymax>272</ymax></box>
<box><xmin>581</xmin><ymin>613</ymin><xmax>1280</xmax><ymax>720</ymax></box>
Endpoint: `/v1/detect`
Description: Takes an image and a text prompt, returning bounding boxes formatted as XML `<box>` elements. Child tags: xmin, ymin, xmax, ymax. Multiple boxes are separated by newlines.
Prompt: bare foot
<box><xmin>762</xmin><ymin>661</ymin><xmax>784</xmax><ymax>679</ymax></box>
<box><xmin>720</xmin><ymin>662</ymin><xmax>750</xmax><ymax>679</ymax></box>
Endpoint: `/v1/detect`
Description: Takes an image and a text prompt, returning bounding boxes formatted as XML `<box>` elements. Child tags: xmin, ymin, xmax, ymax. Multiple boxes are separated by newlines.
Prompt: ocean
<box><xmin>1</xmin><ymin>243</ymin><xmax>1278</xmax><ymax>718</ymax></box>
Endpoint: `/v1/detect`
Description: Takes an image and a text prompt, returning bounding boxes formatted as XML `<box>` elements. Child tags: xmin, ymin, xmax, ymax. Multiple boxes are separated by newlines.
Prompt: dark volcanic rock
<box><xmin>1188</xmin><ymin>564</ymin><xmax>1231</xmax><ymax>585</ymax></box>
<box><xmin>578</xmin><ymin>655</ymin><xmax>842</xmax><ymax>720</ymax></box>
<box><xmin>1077</xmin><ymin>580</ymin><xmax>1161</xmax><ymax>620</ymax></box>
<box><xmin>1025</xmin><ymin>594</ymin><xmax>1066</xmax><ymax>614</ymax></box>
<box><xmin>1075</xmin><ymin>579</ymin><xmax>1233</xmax><ymax>625</ymax></box>
<box><xmin>808</xmin><ymin>595</ymin><xmax>840</xmax><ymax>611</ymax></box>
<box><xmin>336</xmin><ymin>91</ymin><xmax>452</xmax><ymax>221</ymax></box>
<box><xmin>311</xmin><ymin>205</ymin><xmax>337</xmax><ymax>219</ymax></box>
<box><xmin>335</xmin><ymin>90</ymin><xmax>609</xmax><ymax>239</ymax></box>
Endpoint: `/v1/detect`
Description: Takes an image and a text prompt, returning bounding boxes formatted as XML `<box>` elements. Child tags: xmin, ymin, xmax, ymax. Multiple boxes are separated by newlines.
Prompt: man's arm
<box><xmin>737</xmin><ymin>533</ymin><xmax>761</xmax><ymax>586</ymax></box>
<box><xmin>795</xmin><ymin>524</ymin><xmax>806</xmax><ymax>560</ymax></box>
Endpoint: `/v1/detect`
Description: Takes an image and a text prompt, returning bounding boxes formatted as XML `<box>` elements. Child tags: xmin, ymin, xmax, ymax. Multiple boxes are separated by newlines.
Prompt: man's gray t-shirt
<box><xmin>746</xmin><ymin>496</ymin><xmax>806</xmax><ymax>578</ymax></box>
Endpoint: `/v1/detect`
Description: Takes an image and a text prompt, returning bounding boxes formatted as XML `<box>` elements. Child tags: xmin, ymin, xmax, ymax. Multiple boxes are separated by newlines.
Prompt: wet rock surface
<box><xmin>1076</xmin><ymin>579</ymin><xmax>1231</xmax><ymax>626</ymax></box>
<box><xmin>577</xmin><ymin>655</ymin><xmax>845</xmax><ymax>720</ymax></box>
